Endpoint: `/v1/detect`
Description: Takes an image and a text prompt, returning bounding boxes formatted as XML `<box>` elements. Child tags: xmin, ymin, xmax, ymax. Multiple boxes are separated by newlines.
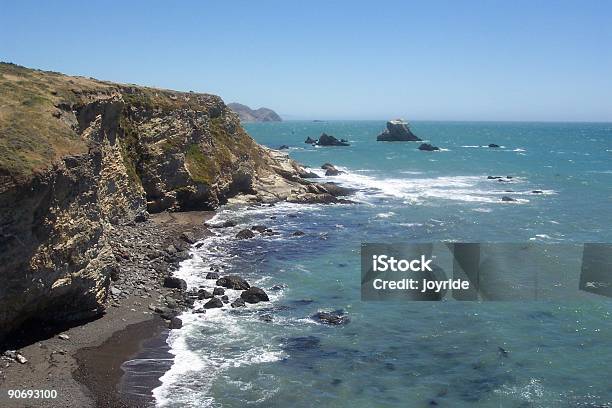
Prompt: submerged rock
<box><xmin>259</xmin><ymin>314</ymin><xmax>273</xmax><ymax>322</ymax></box>
<box><xmin>312</xmin><ymin>310</ymin><xmax>350</xmax><ymax>325</ymax></box>
<box><xmin>488</xmin><ymin>143</ymin><xmax>500</xmax><ymax>148</ymax></box>
<box><xmin>213</xmin><ymin>287</ymin><xmax>225</xmax><ymax>296</ymax></box>
<box><xmin>501</xmin><ymin>196</ymin><xmax>516</xmax><ymax>202</ymax></box>
<box><xmin>418</xmin><ymin>143</ymin><xmax>440</xmax><ymax>151</ymax></box>
<box><xmin>283</xmin><ymin>336</ymin><xmax>321</xmax><ymax>351</ymax></box>
<box><xmin>205</xmin><ymin>272</ymin><xmax>220</xmax><ymax>279</ymax></box>
<box><xmin>317</xmin><ymin>133</ymin><xmax>350</xmax><ymax>146</ymax></box>
<box><xmin>305</xmin><ymin>136</ymin><xmax>317</xmax><ymax>144</ymax></box>
<box><xmin>236</xmin><ymin>229</ymin><xmax>255</xmax><ymax>239</ymax></box>
<box><xmin>216</xmin><ymin>275</ymin><xmax>250</xmax><ymax>290</ymax></box>
<box><xmin>240</xmin><ymin>287</ymin><xmax>270</xmax><ymax>303</ymax></box>
<box><xmin>377</xmin><ymin>119</ymin><xmax>421</xmax><ymax>142</ymax></box>
<box><xmin>278</xmin><ymin>145</ymin><xmax>289</xmax><ymax>150</ymax></box>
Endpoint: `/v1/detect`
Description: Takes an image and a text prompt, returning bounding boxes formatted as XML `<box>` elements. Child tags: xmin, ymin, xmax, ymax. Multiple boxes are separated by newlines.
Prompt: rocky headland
<box><xmin>0</xmin><ymin>63</ymin><xmax>354</xmax><ymax>406</ymax></box>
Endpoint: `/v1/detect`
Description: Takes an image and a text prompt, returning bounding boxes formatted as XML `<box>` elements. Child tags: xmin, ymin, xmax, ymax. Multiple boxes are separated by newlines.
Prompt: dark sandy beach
<box><xmin>0</xmin><ymin>211</ymin><xmax>214</xmax><ymax>408</ymax></box>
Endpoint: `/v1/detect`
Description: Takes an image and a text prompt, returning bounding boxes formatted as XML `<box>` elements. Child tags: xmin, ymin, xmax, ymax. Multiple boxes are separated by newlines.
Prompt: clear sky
<box><xmin>2</xmin><ymin>0</ymin><xmax>611</xmax><ymax>121</ymax></box>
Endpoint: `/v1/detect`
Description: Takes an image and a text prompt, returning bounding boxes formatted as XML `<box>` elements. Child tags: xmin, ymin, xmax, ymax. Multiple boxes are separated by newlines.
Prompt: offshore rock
<box><xmin>376</xmin><ymin>120</ymin><xmax>421</xmax><ymax>142</ymax></box>
<box><xmin>418</xmin><ymin>143</ymin><xmax>440</xmax><ymax>151</ymax></box>
<box><xmin>316</xmin><ymin>133</ymin><xmax>350</xmax><ymax>146</ymax></box>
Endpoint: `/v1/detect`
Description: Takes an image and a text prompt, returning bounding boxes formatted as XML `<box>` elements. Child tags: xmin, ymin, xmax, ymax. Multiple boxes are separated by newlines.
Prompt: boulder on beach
<box><xmin>317</xmin><ymin>133</ymin><xmax>350</xmax><ymax>146</ymax></box>
<box><xmin>236</xmin><ymin>229</ymin><xmax>255</xmax><ymax>239</ymax></box>
<box><xmin>163</xmin><ymin>276</ymin><xmax>187</xmax><ymax>290</ymax></box>
<box><xmin>216</xmin><ymin>275</ymin><xmax>250</xmax><ymax>290</ymax></box>
<box><xmin>240</xmin><ymin>287</ymin><xmax>270</xmax><ymax>303</ymax></box>
<box><xmin>305</xmin><ymin>136</ymin><xmax>317</xmax><ymax>144</ymax></box>
<box><xmin>418</xmin><ymin>143</ymin><xmax>440</xmax><ymax>151</ymax></box>
<box><xmin>377</xmin><ymin>120</ymin><xmax>421</xmax><ymax>142</ymax></box>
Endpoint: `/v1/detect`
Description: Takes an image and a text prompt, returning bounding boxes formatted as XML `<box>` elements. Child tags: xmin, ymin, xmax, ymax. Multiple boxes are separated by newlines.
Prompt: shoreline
<box><xmin>0</xmin><ymin>211</ymin><xmax>215</xmax><ymax>408</ymax></box>
<box><xmin>74</xmin><ymin>317</ymin><xmax>171</xmax><ymax>408</ymax></box>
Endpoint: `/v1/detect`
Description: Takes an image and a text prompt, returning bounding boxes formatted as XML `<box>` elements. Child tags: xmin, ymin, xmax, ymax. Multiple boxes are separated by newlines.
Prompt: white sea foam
<box><xmin>153</xmin><ymin>213</ymin><xmax>287</xmax><ymax>407</ymax></box>
<box><xmin>311</xmin><ymin>166</ymin><xmax>535</xmax><ymax>205</ymax></box>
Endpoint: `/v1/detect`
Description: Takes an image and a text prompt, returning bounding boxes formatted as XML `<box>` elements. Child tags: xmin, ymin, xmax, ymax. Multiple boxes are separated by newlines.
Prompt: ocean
<box><xmin>152</xmin><ymin>121</ymin><xmax>612</xmax><ymax>407</ymax></box>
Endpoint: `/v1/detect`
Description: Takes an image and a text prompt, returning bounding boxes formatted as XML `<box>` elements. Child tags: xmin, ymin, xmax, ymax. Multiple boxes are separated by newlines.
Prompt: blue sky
<box><xmin>2</xmin><ymin>1</ymin><xmax>611</xmax><ymax>121</ymax></box>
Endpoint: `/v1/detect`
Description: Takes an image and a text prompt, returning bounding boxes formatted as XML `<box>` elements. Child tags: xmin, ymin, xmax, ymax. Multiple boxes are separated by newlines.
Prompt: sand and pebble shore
<box><xmin>0</xmin><ymin>211</ymin><xmax>214</xmax><ymax>408</ymax></box>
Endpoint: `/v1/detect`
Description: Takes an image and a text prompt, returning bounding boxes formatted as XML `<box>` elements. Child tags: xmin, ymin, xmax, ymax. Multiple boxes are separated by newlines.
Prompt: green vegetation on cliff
<box><xmin>0</xmin><ymin>62</ymin><xmax>265</xmax><ymax>193</ymax></box>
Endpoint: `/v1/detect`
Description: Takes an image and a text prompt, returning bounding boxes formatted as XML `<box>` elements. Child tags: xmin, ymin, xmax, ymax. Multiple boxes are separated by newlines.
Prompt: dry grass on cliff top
<box><xmin>0</xmin><ymin>62</ymin><xmax>106</xmax><ymax>177</ymax></box>
<box><xmin>0</xmin><ymin>62</ymin><xmax>236</xmax><ymax>180</ymax></box>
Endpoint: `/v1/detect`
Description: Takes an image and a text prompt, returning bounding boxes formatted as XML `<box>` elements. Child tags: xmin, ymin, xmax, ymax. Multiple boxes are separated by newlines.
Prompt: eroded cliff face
<box><xmin>0</xmin><ymin>63</ymin><xmax>342</xmax><ymax>341</ymax></box>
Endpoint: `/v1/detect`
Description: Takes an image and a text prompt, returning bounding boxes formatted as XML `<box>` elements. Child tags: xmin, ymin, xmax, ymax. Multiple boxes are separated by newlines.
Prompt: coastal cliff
<box><xmin>0</xmin><ymin>63</ymin><xmax>338</xmax><ymax>342</ymax></box>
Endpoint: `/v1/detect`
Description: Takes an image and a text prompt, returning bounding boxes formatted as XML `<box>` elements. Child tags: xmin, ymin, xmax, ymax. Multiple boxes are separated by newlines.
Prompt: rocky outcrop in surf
<box><xmin>317</xmin><ymin>133</ymin><xmax>350</xmax><ymax>146</ymax></box>
<box><xmin>376</xmin><ymin>120</ymin><xmax>421</xmax><ymax>142</ymax></box>
<box><xmin>418</xmin><ymin>143</ymin><xmax>440</xmax><ymax>151</ymax></box>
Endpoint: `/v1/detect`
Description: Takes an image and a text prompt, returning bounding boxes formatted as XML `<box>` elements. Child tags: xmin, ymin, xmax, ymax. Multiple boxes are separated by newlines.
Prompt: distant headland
<box><xmin>227</xmin><ymin>103</ymin><xmax>282</xmax><ymax>122</ymax></box>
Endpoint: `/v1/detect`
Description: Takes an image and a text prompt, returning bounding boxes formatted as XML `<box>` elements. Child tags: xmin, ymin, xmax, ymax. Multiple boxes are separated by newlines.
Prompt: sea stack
<box><xmin>376</xmin><ymin>119</ymin><xmax>422</xmax><ymax>142</ymax></box>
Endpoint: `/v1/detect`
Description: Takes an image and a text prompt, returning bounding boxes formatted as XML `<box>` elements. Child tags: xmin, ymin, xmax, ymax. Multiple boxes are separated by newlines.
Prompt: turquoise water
<box><xmin>154</xmin><ymin>121</ymin><xmax>612</xmax><ymax>407</ymax></box>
